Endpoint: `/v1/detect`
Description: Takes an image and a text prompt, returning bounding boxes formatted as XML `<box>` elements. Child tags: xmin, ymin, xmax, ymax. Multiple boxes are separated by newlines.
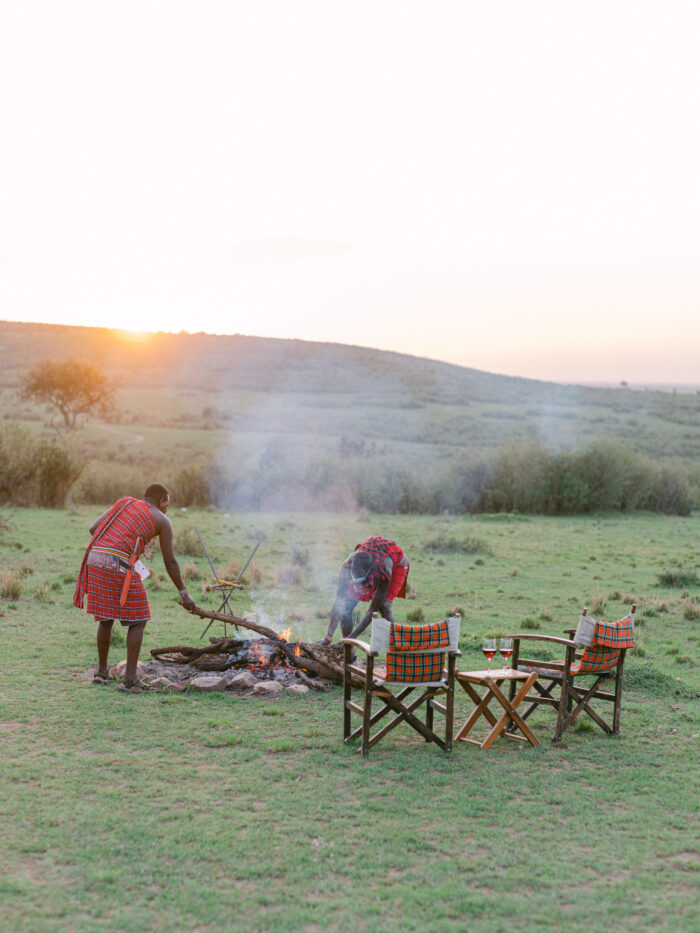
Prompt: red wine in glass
<box><xmin>482</xmin><ymin>638</ymin><xmax>496</xmax><ymax>668</ymax></box>
<box><xmin>499</xmin><ymin>638</ymin><xmax>513</xmax><ymax>669</ymax></box>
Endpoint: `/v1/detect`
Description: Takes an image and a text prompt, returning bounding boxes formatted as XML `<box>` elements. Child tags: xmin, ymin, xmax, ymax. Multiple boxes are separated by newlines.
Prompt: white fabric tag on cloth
<box><xmin>134</xmin><ymin>560</ymin><xmax>150</xmax><ymax>581</ymax></box>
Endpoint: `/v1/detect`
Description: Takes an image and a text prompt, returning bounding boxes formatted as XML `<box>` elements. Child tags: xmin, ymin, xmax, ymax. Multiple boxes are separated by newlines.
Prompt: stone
<box><xmin>286</xmin><ymin>684</ymin><xmax>310</xmax><ymax>695</ymax></box>
<box><xmin>227</xmin><ymin>671</ymin><xmax>257</xmax><ymax>691</ymax></box>
<box><xmin>253</xmin><ymin>680</ymin><xmax>284</xmax><ymax>697</ymax></box>
<box><xmin>189</xmin><ymin>675</ymin><xmax>226</xmax><ymax>692</ymax></box>
<box><xmin>148</xmin><ymin>677</ymin><xmax>170</xmax><ymax>689</ymax></box>
<box><xmin>109</xmin><ymin>660</ymin><xmax>146</xmax><ymax>678</ymax></box>
<box><xmin>164</xmin><ymin>682</ymin><xmax>187</xmax><ymax>693</ymax></box>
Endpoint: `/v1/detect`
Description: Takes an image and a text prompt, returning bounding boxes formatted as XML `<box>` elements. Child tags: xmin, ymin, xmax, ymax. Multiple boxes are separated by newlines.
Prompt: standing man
<box><xmin>322</xmin><ymin>535</ymin><xmax>409</xmax><ymax>643</ymax></box>
<box><xmin>74</xmin><ymin>483</ymin><xmax>196</xmax><ymax>692</ymax></box>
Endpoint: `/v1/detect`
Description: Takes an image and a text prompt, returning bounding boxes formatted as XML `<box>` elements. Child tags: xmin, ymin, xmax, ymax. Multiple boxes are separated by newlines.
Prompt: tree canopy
<box><xmin>21</xmin><ymin>358</ymin><xmax>115</xmax><ymax>436</ymax></box>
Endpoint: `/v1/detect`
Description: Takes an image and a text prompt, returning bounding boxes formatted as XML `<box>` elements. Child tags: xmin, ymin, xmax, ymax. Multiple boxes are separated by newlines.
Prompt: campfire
<box><xmin>142</xmin><ymin>607</ymin><xmax>345</xmax><ymax>696</ymax></box>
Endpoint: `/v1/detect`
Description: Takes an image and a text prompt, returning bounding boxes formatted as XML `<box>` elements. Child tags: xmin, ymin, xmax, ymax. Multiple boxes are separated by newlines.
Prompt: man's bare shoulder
<box><xmin>149</xmin><ymin>506</ymin><xmax>172</xmax><ymax>531</ymax></box>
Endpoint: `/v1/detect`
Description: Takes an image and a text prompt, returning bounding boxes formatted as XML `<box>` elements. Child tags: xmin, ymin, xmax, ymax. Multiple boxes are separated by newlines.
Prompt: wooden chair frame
<box><xmin>506</xmin><ymin>605</ymin><xmax>635</xmax><ymax>743</ymax></box>
<box><xmin>341</xmin><ymin>618</ymin><xmax>461</xmax><ymax>756</ymax></box>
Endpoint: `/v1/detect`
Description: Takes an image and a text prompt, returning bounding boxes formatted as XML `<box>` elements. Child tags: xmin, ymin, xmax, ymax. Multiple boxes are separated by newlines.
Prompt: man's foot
<box><xmin>320</xmin><ymin>635</ymin><xmax>332</xmax><ymax>645</ymax></box>
<box><xmin>92</xmin><ymin>670</ymin><xmax>114</xmax><ymax>685</ymax></box>
<box><xmin>117</xmin><ymin>679</ymin><xmax>152</xmax><ymax>694</ymax></box>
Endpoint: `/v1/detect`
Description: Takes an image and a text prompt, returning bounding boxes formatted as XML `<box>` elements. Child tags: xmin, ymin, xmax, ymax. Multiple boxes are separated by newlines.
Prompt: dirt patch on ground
<box><xmin>663</xmin><ymin>850</ymin><xmax>700</xmax><ymax>871</ymax></box>
<box><xmin>0</xmin><ymin>720</ymin><xmax>38</xmax><ymax>733</ymax></box>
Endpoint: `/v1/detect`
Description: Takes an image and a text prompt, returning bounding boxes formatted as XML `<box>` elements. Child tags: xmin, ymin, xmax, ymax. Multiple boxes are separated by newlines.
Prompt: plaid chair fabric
<box><xmin>385</xmin><ymin>651</ymin><xmax>445</xmax><ymax>682</ymax></box>
<box><xmin>389</xmin><ymin>620</ymin><xmax>451</xmax><ymax>652</ymax></box>
<box><xmin>342</xmin><ymin>616</ymin><xmax>460</xmax><ymax>754</ymax></box>
<box><xmin>593</xmin><ymin>616</ymin><xmax>635</xmax><ymax>648</ymax></box>
<box><xmin>571</xmin><ymin>615</ymin><xmax>634</xmax><ymax>675</ymax></box>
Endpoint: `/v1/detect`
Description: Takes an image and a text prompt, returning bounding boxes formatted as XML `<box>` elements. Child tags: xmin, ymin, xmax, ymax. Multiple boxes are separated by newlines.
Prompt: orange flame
<box><xmin>294</xmin><ymin>644</ymin><xmax>301</xmax><ymax>656</ymax></box>
<box><xmin>280</xmin><ymin>627</ymin><xmax>291</xmax><ymax>642</ymax></box>
<box><xmin>249</xmin><ymin>642</ymin><xmax>267</xmax><ymax>668</ymax></box>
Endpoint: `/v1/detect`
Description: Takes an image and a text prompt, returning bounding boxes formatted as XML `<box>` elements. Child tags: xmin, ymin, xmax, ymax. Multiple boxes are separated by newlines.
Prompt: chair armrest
<box><xmin>448</xmin><ymin>649</ymin><xmax>462</xmax><ymax>657</ymax></box>
<box><xmin>506</xmin><ymin>634</ymin><xmax>577</xmax><ymax>648</ymax></box>
<box><xmin>340</xmin><ymin>638</ymin><xmax>375</xmax><ymax>656</ymax></box>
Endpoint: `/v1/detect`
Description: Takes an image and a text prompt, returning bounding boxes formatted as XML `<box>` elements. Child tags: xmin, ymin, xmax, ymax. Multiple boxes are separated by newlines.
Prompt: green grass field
<box><xmin>1</xmin><ymin>508</ymin><xmax>698</xmax><ymax>932</ymax></box>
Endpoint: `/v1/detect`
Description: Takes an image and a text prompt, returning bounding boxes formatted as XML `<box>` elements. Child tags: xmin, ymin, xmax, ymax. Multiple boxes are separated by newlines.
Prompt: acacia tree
<box><xmin>21</xmin><ymin>359</ymin><xmax>115</xmax><ymax>438</ymax></box>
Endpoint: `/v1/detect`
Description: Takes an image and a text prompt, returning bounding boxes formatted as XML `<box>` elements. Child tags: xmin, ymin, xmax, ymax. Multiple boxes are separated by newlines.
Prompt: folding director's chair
<box><xmin>341</xmin><ymin>616</ymin><xmax>461</xmax><ymax>756</ymax></box>
<box><xmin>506</xmin><ymin>605</ymin><xmax>636</xmax><ymax>743</ymax></box>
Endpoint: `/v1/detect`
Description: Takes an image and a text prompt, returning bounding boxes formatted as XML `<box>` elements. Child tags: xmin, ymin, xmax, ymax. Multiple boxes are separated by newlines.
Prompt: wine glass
<box><xmin>499</xmin><ymin>638</ymin><xmax>513</xmax><ymax>672</ymax></box>
<box><xmin>482</xmin><ymin>638</ymin><xmax>496</xmax><ymax>669</ymax></box>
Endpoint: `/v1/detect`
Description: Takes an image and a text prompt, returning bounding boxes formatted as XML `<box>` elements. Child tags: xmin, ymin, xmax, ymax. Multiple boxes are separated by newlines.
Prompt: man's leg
<box><xmin>96</xmin><ymin>620</ymin><xmax>114</xmax><ymax>676</ymax></box>
<box><xmin>124</xmin><ymin>622</ymin><xmax>147</xmax><ymax>682</ymax></box>
<box><xmin>323</xmin><ymin>597</ymin><xmax>358</xmax><ymax>643</ymax></box>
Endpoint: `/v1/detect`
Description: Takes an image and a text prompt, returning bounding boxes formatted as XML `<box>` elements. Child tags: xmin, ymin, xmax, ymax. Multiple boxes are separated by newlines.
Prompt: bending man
<box><xmin>74</xmin><ymin>483</ymin><xmax>195</xmax><ymax>692</ymax></box>
<box><xmin>323</xmin><ymin>535</ymin><xmax>409</xmax><ymax>643</ymax></box>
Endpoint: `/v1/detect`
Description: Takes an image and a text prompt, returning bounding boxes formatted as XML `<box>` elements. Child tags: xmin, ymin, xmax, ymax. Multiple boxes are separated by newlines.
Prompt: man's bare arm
<box><xmin>351</xmin><ymin>578</ymin><xmax>390</xmax><ymax>637</ymax></box>
<box><xmin>157</xmin><ymin>516</ymin><xmax>195</xmax><ymax>608</ymax></box>
<box><xmin>158</xmin><ymin>518</ymin><xmax>183</xmax><ymax>587</ymax></box>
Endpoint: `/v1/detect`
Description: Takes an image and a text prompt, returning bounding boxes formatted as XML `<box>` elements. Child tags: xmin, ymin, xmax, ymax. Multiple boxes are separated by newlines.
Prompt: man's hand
<box><xmin>180</xmin><ymin>593</ymin><xmax>196</xmax><ymax>612</ymax></box>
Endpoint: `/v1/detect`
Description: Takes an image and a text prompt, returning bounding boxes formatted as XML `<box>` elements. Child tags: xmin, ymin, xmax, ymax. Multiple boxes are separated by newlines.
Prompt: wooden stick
<box><xmin>187</xmin><ymin>605</ymin><xmax>280</xmax><ymax>640</ymax></box>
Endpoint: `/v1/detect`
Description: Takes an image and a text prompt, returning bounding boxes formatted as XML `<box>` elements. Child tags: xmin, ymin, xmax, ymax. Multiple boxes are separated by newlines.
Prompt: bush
<box><xmin>0</xmin><ymin>424</ymin><xmax>83</xmax><ymax>507</ymax></box>
<box><xmin>0</xmin><ymin>570</ymin><xmax>22</xmax><ymax>600</ymax></box>
<box><xmin>73</xmin><ymin>462</ymin><xmax>144</xmax><ymax>505</ymax></box>
<box><xmin>657</xmin><ymin>569</ymin><xmax>699</xmax><ymax>588</ymax></box>
<box><xmin>682</xmin><ymin>597</ymin><xmax>700</xmax><ymax>621</ymax></box>
<box><xmin>173</xmin><ymin>466</ymin><xmax>211</xmax><ymax>507</ymax></box>
<box><xmin>36</xmin><ymin>442</ymin><xmax>83</xmax><ymax>507</ymax></box>
<box><xmin>478</xmin><ymin>437</ymin><xmax>696</xmax><ymax>516</ymax></box>
<box><xmin>588</xmin><ymin>593</ymin><xmax>607</xmax><ymax>615</ymax></box>
<box><xmin>175</xmin><ymin>528</ymin><xmax>204</xmax><ymax>557</ymax></box>
<box><xmin>423</xmin><ymin>535</ymin><xmax>492</xmax><ymax>555</ymax></box>
<box><xmin>181</xmin><ymin>562</ymin><xmax>200</xmax><ymax>582</ymax></box>
<box><xmin>405</xmin><ymin>607</ymin><xmax>425</xmax><ymax>622</ymax></box>
<box><xmin>34</xmin><ymin>582</ymin><xmax>54</xmax><ymax>603</ymax></box>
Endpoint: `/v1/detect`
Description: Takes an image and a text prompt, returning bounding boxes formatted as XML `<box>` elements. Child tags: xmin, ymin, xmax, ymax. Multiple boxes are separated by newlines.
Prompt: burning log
<box><xmin>155</xmin><ymin>604</ymin><xmax>346</xmax><ymax>684</ymax></box>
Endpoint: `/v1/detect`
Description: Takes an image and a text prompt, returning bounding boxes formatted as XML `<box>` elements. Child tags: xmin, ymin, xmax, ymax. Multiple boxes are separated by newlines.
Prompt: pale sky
<box><xmin>1</xmin><ymin>1</ymin><xmax>699</xmax><ymax>384</ymax></box>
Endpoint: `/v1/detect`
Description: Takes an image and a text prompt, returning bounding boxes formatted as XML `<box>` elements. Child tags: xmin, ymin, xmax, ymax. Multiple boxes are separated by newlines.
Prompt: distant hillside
<box><xmin>0</xmin><ymin>319</ymin><xmax>576</xmax><ymax>401</ymax></box>
<box><xmin>1</xmin><ymin>320</ymin><xmax>699</xmax><ymax>463</ymax></box>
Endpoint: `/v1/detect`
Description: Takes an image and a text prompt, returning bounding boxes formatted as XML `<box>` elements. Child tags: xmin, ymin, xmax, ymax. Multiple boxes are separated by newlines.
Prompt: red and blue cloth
<box><xmin>84</xmin><ymin>565</ymin><xmax>151</xmax><ymax>623</ymax></box>
<box><xmin>571</xmin><ymin>615</ymin><xmax>634</xmax><ymax>675</ymax></box>
<box><xmin>347</xmin><ymin>536</ymin><xmax>409</xmax><ymax>602</ymax></box>
<box><xmin>73</xmin><ymin>497</ymin><xmax>156</xmax><ymax>623</ymax></box>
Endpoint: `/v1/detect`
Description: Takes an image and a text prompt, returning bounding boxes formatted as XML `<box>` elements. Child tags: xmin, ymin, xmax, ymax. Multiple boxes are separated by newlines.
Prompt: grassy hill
<box><xmin>1</xmin><ymin>320</ymin><xmax>698</xmax><ymax>510</ymax></box>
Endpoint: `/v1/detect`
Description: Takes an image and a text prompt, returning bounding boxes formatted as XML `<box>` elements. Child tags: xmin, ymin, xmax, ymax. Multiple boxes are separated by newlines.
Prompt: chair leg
<box><xmin>445</xmin><ymin>654</ymin><xmax>456</xmax><ymax>753</ymax></box>
<box><xmin>425</xmin><ymin>695</ymin><xmax>434</xmax><ymax>740</ymax></box>
<box><xmin>361</xmin><ymin>656</ymin><xmax>374</xmax><ymax>756</ymax></box>
<box><xmin>554</xmin><ymin>666</ymin><xmax>570</xmax><ymax>742</ymax></box>
<box><xmin>612</xmin><ymin>651</ymin><xmax>626</xmax><ymax>734</ymax></box>
<box><xmin>343</xmin><ymin>644</ymin><xmax>353</xmax><ymax>741</ymax></box>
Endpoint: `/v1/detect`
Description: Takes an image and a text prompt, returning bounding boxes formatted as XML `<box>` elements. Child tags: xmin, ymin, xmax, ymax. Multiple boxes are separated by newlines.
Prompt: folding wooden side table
<box><xmin>455</xmin><ymin>668</ymin><xmax>540</xmax><ymax>749</ymax></box>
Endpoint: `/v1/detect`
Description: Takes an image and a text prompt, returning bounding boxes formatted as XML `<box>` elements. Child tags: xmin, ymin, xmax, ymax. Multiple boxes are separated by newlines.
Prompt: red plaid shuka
<box><xmin>390</xmin><ymin>620</ymin><xmax>451</xmax><ymax>652</ymax></box>
<box><xmin>73</xmin><ymin>497</ymin><xmax>156</xmax><ymax>622</ymax></box>
<box><xmin>385</xmin><ymin>652</ymin><xmax>445</xmax><ymax>683</ymax></box>
<box><xmin>82</xmin><ymin>565</ymin><xmax>151</xmax><ymax>623</ymax></box>
<box><xmin>571</xmin><ymin>615</ymin><xmax>634</xmax><ymax>675</ymax></box>
<box><xmin>347</xmin><ymin>537</ymin><xmax>409</xmax><ymax>602</ymax></box>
